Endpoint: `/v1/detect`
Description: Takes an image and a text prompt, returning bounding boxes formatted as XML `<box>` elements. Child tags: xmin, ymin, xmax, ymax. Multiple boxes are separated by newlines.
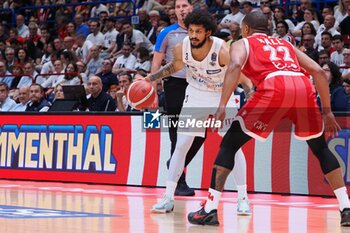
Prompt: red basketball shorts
<box><xmin>235</xmin><ymin>73</ymin><xmax>323</xmax><ymax>141</ymax></box>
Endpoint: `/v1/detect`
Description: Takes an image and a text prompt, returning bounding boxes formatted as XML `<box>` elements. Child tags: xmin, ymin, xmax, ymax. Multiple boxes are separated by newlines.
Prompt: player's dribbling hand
<box><xmin>323</xmin><ymin>112</ymin><xmax>341</xmax><ymax>138</ymax></box>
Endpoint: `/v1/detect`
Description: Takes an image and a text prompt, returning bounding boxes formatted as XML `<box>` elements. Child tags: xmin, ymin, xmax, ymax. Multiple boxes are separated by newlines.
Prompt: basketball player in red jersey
<box><xmin>188</xmin><ymin>11</ymin><xmax>350</xmax><ymax>226</ymax></box>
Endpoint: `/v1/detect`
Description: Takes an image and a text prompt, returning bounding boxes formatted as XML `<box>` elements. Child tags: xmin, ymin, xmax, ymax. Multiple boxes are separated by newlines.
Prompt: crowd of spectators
<box><xmin>0</xmin><ymin>0</ymin><xmax>349</xmax><ymax>112</ymax></box>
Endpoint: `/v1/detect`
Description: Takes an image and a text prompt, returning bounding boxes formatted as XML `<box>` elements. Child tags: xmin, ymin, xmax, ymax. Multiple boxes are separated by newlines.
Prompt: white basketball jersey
<box><xmin>182</xmin><ymin>36</ymin><xmax>227</xmax><ymax>92</ymax></box>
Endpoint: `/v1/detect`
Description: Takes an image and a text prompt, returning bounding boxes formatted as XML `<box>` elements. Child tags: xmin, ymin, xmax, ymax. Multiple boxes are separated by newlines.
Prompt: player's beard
<box><xmin>190</xmin><ymin>37</ymin><xmax>207</xmax><ymax>49</ymax></box>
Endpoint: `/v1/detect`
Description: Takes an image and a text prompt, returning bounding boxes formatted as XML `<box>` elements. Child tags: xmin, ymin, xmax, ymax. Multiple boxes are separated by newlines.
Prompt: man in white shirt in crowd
<box><xmin>0</xmin><ymin>82</ymin><xmax>16</xmax><ymax>111</ymax></box>
<box><xmin>315</xmin><ymin>15</ymin><xmax>340</xmax><ymax>49</ymax></box>
<box><xmin>121</xmin><ymin>20</ymin><xmax>154</xmax><ymax>54</ymax></box>
<box><xmin>102</xmin><ymin>17</ymin><xmax>119</xmax><ymax>58</ymax></box>
<box><xmin>16</xmin><ymin>14</ymin><xmax>29</xmax><ymax>38</ymax></box>
<box><xmin>18</xmin><ymin>62</ymin><xmax>38</xmax><ymax>87</ymax></box>
<box><xmin>331</xmin><ymin>35</ymin><xmax>346</xmax><ymax>66</ymax></box>
<box><xmin>86</xmin><ymin>21</ymin><xmax>104</xmax><ymax>48</ymax></box>
<box><xmin>112</xmin><ymin>42</ymin><xmax>136</xmax><ymax>75</ymax></box>
<box><xmin>11</xmin><ymin>86</ymin><xmax>30</xmax><ymax>112</ymax></box>
<box><xmin>219</xmin><ymin>0</ymin><xmax>245</xmax><ymax>30</ymax></box>
<box><xmin>76</xmin><ymin>34</ymin><xmax>93</xmax><ymax>63</ymax></box>
<box><xmin>87</xmin><ymin>45</ymin><xmax>103</xmax><ymax>78</ymax></box>
<box><xmin>340</xmin><ymin>48</ymin><xmax>350</xmax><ymax>80</ymax></box>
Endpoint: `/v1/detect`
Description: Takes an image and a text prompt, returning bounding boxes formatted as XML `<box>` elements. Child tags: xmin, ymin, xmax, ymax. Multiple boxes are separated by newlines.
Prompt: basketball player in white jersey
<box><xmin>145</xmin><ymin>10</ymin><xmax>253</xmax><ymax>214</ymax></box>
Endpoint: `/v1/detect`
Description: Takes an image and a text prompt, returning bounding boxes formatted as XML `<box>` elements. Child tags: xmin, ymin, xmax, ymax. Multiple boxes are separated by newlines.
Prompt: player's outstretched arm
<box><xmin>215</xmin><ymin>39</ymin><xmax>247</xmax><ymax>121</ymax></box>
<box><xmin>146</xmin><ymin>43</ymin><xmax>185</xmax><ymax>82</ymax></box>
<box><xmin>294</xmin><ymin>48</ymin><xmax>341</xmax><ymax>137</ymax></box>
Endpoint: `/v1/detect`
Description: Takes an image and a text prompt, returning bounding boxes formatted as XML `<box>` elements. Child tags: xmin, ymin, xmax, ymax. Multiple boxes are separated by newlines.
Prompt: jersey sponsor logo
<box><xmin>206</xmin><ymin>69</ymin><xmax>222</xmax><ymax>74</ymax></box>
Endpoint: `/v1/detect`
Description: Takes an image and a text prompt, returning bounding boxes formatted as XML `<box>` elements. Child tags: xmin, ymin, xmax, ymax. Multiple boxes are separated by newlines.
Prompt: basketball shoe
<box><xmin>151</xmin><ymin>195</ymin><xmax>174</xmax><ymax>213</ymax></box>
<box><xmin>187</xmin><ymin>207</ymin><xmax>219</xmax><ymax>226</ymax></box>
<box><xmin>237</xmin><ymin>197</ymin><xmax>251</xmax><ymax>215</ymax></box>
<box><xmin>341</xmin><ymin>208</ymin><xmax>350</xmax><ymax>226</ymax></box>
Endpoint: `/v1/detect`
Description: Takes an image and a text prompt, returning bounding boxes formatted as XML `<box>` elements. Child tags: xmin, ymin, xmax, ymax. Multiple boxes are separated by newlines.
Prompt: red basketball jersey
<box><xmin>241</xmin><ymin>33</ymin><xmax>301</xmax><ymax>87</ymax></box>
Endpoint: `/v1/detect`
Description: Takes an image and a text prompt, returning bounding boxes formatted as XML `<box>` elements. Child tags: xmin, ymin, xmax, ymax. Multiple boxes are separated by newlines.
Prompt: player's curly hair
<box><xmin>184</xmin><ymin>10</ymin><xmax>217</xmax><ymax>35</ymax></box>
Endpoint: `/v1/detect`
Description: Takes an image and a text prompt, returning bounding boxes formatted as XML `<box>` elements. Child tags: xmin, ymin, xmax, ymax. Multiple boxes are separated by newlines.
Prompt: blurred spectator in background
<box><xmin>300</xmin><ymin>33</ymin><xmax>319</xmax><ymax>62</ymax></box>
<box><xmin>11</xmin><ymin>86</ymin><xmax>30</xmax><ymax>111</ymax></box>
<box><xmin>25</xmin><ymin>83</ymin><xmax>50</xmax><ymax>112</ymax></box>
<box><xmin>134</xmin><ymin>47</ymin><xmax>151</xmax><ymax>72</ymax></box>
<box><xmin>96</xmin><ymin>58</ymin><xmax>119</xmax><ymax>92</ymax></box>
<box><xmin>86</xmin><ymin>21</ymin><xmax>104</xmax><ymax>48</ymax></box>
<box><xmin>74</xmin><ymin>14</ymin><xmax>90</xmax><ymax>38</ymax></box>
<box><xmin>343</xmin><ymin>78</ymin><xmax>350</xmax><ymax>110</ymax></box>
<box><xmin>273</xmin><ymin>20</ymin><xmax>295</xmax><ymax>45</ymax></box>
<box><xmin>53</xmin><ymin>84</ymin><xmax>64</xmax><ymax>100</ymax></box>
<box><xmin>16</xmin><ymin>14</ymin><xmax>29</xmax><ymax>38</ymax></box>
<box><xmin>0</xmin><ymin>82</ymin><xmax>16</xmax><ymax>111</ymax></box>
<box><xmin>318</xmin><ymin>50</ymin><xmax>331</xmax><ymax>65</ymax></box>
<box><xmin>334</xmin><ymin>0</ymin><xmax>350</xmax><ymax>24</ymax></box>
<box><xmin>318</xmin><ymin>31</ymin><xmax>335</xmax><ymax>53</ymax></box>
<box><xmin>0</xmin><ymin>61</ymin><xmax>13</xmax><ymax>87</ymax></box>
<box><xmin>87</xmin><ymin>76</ymin><xmax>116</xmax><ymax>111</ymax></box>
<box><xmin>101</xmin><ymin>17</ymin><xmax>119</xmax><ymax>58</ymax></box>
<box><xmin>218</xmin><ymin>0</ymin><xmax>244</xmax><ymax>30</ymax></box>
<box><xmin>86</xmin><ymin>45</ymin><xmax>103</xmax><ymax>78</ymax></box>
<box><xmin>331</xmin><ymin>35</ymin><xmax>345</xmax><ymax>66</ymax></box>
<box><xmin>272</xmin><ymin>6</ymin><xmax>295</xmax><ymax>34</ymax></box>
<box><xmin>75</xmin><ymin>34</ymin><xmax>93</xmax><ymax>64</ymax></box>
<box><xmin>5</xmin><ymin>47</ymin><xmax>16</xmax><ymax>71</ymax></box>
<box><xmin>321</xmin><ymin>61</ymin><xmax>349</xmax><ymax>111</ymax></box>
<box><xmin>10</xmin><ymin>64</ymin><xmax>24</xmax><ymax>90</ymax></box>
<box><xmin>340</xmin><ymin>48</ymin><xmax>350</xmax><ymax>80</ymax></box>
<box><xmin>120</xmin><ymin>20</ymin><xmax>153</xmax><ymax>54</ymax></box>
<box><xmin>315</xmin><ymin>15</ymin><xmax>340</xmax><ymax>49</ymax></box>
<box><xmin>112</xmin><ymin>42</ymin><xmax>136</xmax><ymax>75</ymax></box>
<box><xmin>19</xmin><ymin>62</ymin><xmax>37</xmax><ymax>87</ymax></box>
<box><xmin>116</xmin><ymin>72</ymin><xmax>133</xmax><ymax>112</ymax></box>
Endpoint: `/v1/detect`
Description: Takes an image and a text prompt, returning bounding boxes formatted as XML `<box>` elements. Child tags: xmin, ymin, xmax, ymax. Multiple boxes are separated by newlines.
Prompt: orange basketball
<box><xmin>126</xmin><ymin>80</ymin><xmax>156</xmax><ymax>110</ymax></box>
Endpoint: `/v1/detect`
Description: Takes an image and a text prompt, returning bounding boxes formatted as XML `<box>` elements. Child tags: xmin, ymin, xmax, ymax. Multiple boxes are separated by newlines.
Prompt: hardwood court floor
<box><xmin>0</xmin><ymin>180</ymin><xmax>348</xmax><ymax>233</ymax></box>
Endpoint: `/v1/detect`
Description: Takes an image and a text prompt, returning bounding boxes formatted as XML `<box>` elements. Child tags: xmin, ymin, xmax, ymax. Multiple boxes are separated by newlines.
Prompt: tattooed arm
<box><xmin>146</xmin><ymin>42</ymin><xmax>185</xmax><ymax>82</ymax></box>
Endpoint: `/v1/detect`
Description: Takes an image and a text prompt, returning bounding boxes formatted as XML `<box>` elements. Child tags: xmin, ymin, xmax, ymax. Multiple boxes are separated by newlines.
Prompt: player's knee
<box><xmin>214</xmin><ymin>147</ymin><xmax>235</xmax><ymax>170</ymax></box>
<box><xmin>316</xmin><ymin>148</ymin><xmax>340</xmax><ymax>174</ymax></box>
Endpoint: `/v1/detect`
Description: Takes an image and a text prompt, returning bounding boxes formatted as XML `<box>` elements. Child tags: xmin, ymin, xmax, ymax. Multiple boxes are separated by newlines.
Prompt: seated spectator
<box><xmin>343</xmin><ymin>78</ymin><xmax>350</xmax><ymax>110</ymax></box>
<box><xmin>53</xmin><ymin>84</ymin><xmax>65</xmax><ymax>101</ymax></box>
<box><xmin>339</xmin><ymin>4</ymin><xmax>350</xmax><ymax>44</ymax></box>
<box><xmin>272</xmin><ymin>6</ymin><xmax>295</xmax><ymax>34</ymax></box>
<box><xmin>101</xmin><ymin>17</ymin><xmax>119</xmax><ymax>58</ymax></box>
<box><xmin>321</xmin><ymin>61</ymin><xmax>349</xmax><ymax>111</ymax></box>
<box><xmin>87</xmin><ymin>76</ymin><xmax>116</xmax><ymax>112</ymax></box>
<box><xmin>56</xmin><ymin>63</ymin><xmax>81</xmax><ymax>86</ymax></box>
<box><xmin>292</xmin><ymin>8</ymin><xmax>320</xmax><ymax>38</ymax></box>
<box><xmin>16</xmin><ymin>48</ymin><xmax>31</xmax><ymax>68</ymax></box>
<box><xmin>112</xmin><ymin>42</ymin><xmax>136</xmax><ymax>75</ymax></box>
<box><xmin>10</xmin><ymin>86</ymin><xmax>30</xmax><ymax>112</ymax></box>
<box><xmin>299</xmin><ymin>33</ymin><xmax>319</xmax><ymax>62</ymax></box>
<box><xmin>218</xmin><ymin>0</ymin><xmax>244</xmax><ymax>30</ymax></box>
<box><xmin>6</xmin><ymin>28</ymin><xmax>24</xmax><ymax>46</ymax></box>
<box><xmin>4</xmin><ymin>47</ymin><xmax>16</xmax><ymax>71</ymax></box>
<box><xmin>96</xmin><ymin>59</ymin><xmax>119</xmax><ymax>93</ymax></box>
<box><xmin>76</xmin><ymin>61</ymin><xmax>88</xmax><ymax>86</ymax></box>
<box><xmin>334</xmin><ymin>0</ymin><xmax>349</xmax><ymax>24</ymax></box>
<box><xmin>340</xmin><ymin>48</ymin><xmax>350</xmax><ymax>80</ymax></box>
<box><xmin>120</xmin><ymin>20</ymin><xmax>154</xmax><ymax>54</ymax></box>
<box><xmin>74</xmin><ymin>13</ymin><xmax>90</xmax><ymax>38</ymax></box>
<box><xmin>25</xmin><ymin>83</ymin><xmax>51</xmax><ymax>112</ymax></box>
<box><xmin>0</xmin><ymin>82</ymin><xmax>16</xmax><ymax>111</ymax></box>
<box><xmin>86</xmin><ymin>21</ymin><xmax>104</xmax><ymax>48</ymax></box>
<box><xmin>86</xmin><ymin>45</ymin><xmax>103</xmax><ymax>78</ymax></box>
<box><xmin>41</xmin><ymin>60</ymin><xmax>65</xmax><ymax>89</ymax></box>
<box><xmin>0</xmin><ymin>61</ymin><xmax>14</xmax><ymax>87</ymax></box>
<box><xmin>273</xmin><ymin>20</ymin><xmax>295</xmax><ymax>45</ymax></box>
<box><xmin>227</xmin><ymin>21</ymin><xmax>241</xmax><ymax>46</ymax></box>
<box><xmin>9</xmin><ymin>64</ymin><xmax>24</xmax><ymax>90</ymax></box>
<box><xmin>134</xmin><ymin>47</ymin><xmax>151</xmax><ymax>72</ymax></box>
<box><xmin>315</xmin><ymin>15</ymin><xmax>340</xmax><ymax>49</ymax></box>
<box><xmin>116</xmin><ymin>72</ymin><xmax>134</xmax><ymax>112</ymax></box>
<box><xmin>38</xmin><ymin>51</ymin><xmax>60</xmax><ymax>85</ymax></box>
<box><xmin>331</xmin><ymin>35</ymin><xmax>346</xmax><ymax>66</ymax></box>
<box><xmin>318</xmin><ymin>50</ymin><xmax>331</xmax><ymax>65</ymax></box>
<box><xmin>16</xmin><ymin>14</ymin><xmax>29</xmax><ymax>38</ymax></box>
<box><xmin>318</xmin><ymin>31</ymin><xmax>336</xmax><ymax>53</ymax></box>
<box><xmin>75</xmin><ymin>34</ymin><xmax>93</xmax><ymax>64</ymax></box>
<box><xmin>108</xmin><ymin>84</ymin><xmax>119</xmax><ymax>107</ymax></box>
